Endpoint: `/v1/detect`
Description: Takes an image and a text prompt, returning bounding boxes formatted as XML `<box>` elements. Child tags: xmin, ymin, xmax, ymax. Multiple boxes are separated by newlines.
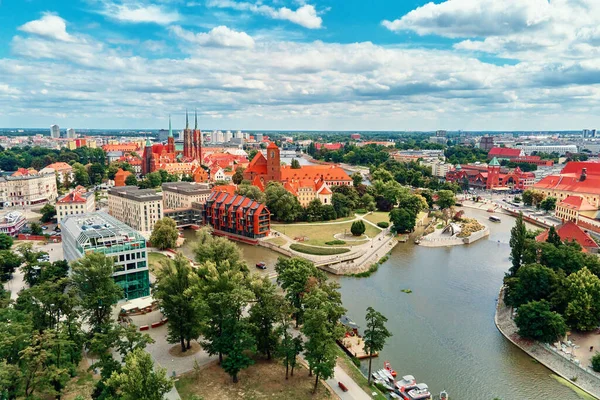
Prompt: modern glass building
<box><xmin>62</xmin><ymin>211</ymin><xmax>150</xmax><ymax>300</ymax></box>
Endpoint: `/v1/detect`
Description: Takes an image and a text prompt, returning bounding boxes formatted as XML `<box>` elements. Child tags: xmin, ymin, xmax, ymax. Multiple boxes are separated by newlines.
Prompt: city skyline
<box><xmin>1</xmin><ymin>1</ymin><xmax>600</xmax><ymax>130</ymax></box>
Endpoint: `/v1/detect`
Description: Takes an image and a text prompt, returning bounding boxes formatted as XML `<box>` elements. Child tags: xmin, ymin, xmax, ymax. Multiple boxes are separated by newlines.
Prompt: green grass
<box><xmin>265</xmin><ymin>237</ymin><xmax>287</xmax><ymax>247</ymax></box>
<box><xmin>273</xmin><ymin>220</ymin><xmax>380</xmax><ymax>247</ymax></box>
<box><xmin>349</xmin><ymin>263</ymin><xmax>379</xmax><ymax>278</ymax></box>
<box><xmin>363</xmin><ymin>212</ymin><xmax>390</xmax><ymax>225</ymax></box>
<box><xmin>290</xmin><ymin>244</ymin><xmax>350</xmax><ymax>256</ymax></box>
<box><xmin>148</xmin><ymin>252</ymin><xmax>170</xmax><ymax>273</ymax></box>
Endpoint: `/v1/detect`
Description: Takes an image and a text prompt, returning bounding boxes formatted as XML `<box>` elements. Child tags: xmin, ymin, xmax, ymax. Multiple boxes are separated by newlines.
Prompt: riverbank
<box><xmin>495</xmin><ymin>286</ymin><xmax>600</xmax><ymax>399</ymax></box>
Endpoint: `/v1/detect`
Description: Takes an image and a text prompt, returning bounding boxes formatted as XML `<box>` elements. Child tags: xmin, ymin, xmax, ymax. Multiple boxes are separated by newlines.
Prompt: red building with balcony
<box><xmin>203</xmin><ymin>191</ymin><xmax>270</xmax><ymax>242</ymax></box>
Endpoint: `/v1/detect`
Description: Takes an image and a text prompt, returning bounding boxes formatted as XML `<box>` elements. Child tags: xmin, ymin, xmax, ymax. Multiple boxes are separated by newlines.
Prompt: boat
<box><xmin>488</xmin><ymin>215</ymin><xmax>501</xmax><ymax>223</ymax></box>
<box><xmin>374</xmin><ymin>379</ymin><xmax>394</xmax><ymax>391</ymax></box>
<box><xmin>390</xmin><ymin>393</ymin><xmax>402</xmax><ymax>399</ymax></box>
<box><xmin>440</xmin><ymin>390</ymin><xmax>449</xmax><ymax>400</ymax></box>
<box><xmin>384</xmin><ymin>360</ymin><xmax>397</xmax><ymax>377</ymax></box>
<box><xmin>379</xmin><ymin>368</ymin><xmax>394</xmax><ymax>382</ymax></box>
<box><xmin>406</xmin><ymin>383</ymin><xmax>432</xmax><ymax>400</ymax></box>
<box><xmin>371</xmin><ymin>371</ymin><xmax>385</xmax><ymax>381</ymax></box>
<box><xmin>395</xmin><ymin>375</ymin><xmax>418</xmax><ymax>393</ymax></box>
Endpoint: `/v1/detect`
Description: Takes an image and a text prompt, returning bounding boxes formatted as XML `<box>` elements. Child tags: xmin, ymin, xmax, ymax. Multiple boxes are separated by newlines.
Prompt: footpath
<box><xmin>495</xmin><ymin>287</ymin><xmax>600</xmax><ymax>399</ymax></box>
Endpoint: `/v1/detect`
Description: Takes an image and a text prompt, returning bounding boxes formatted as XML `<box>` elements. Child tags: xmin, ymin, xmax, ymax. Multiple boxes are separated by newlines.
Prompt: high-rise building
<box><xmin>158</xmin><ymin>129</ymin><xmax>169</xmax><ymax>142</ymax></box>
<box><xmin>480</xmin><ymin>136</ymin><xmax>495</xmax><ymax>151</ymax></box>
<box><xmin>583</xmin><ymin>129</ymin><xmax>597</xmax><ymax>138</ymax></box>
<box><xmin>62</xmin><ymin>212</ymin><xmax>150</xmax><ymax>300</ymax></box>
<box><xmin>67</xmin><ymin>128</ymin><xmax>76</xmax><ymax>138</ymax></box>
<box><xmin>436</xmin><ymin>130</ymin><xmax>447</xmax><ymax>137</ymax></box>
<box><xmin>50</xmin><ymin>124</ymin><xmax>60</xmax><ymax>139</ymax></box>
<box><xmin>224</xmin><ymin>130</ymin><xmax>232</xmax><ymax>143</ymax></box>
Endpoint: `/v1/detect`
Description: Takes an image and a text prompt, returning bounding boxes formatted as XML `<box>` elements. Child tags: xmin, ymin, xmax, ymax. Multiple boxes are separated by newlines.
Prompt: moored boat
<box><xmin>405</xmin><ymin>383</ymin><xmax>432</xmax><ymax>400</ymax></box>
<box><xmin>379</xmin><ymin>368</ymin><xmax>394</xmax><ymax>382</ymax></box>
<box><xmin>440</xmin><ymin>390</ymin><xmax>449</xmax><ymax>400</ymax></box>
<box><xmin>384</xmin><ymin>360</ymin><xmax>397</xmax><ymax>377</ymax></box>
<box><xmin>395</xmin><ymin>375</ymin><xmax>418</xmax><ymax>393</ymax></box>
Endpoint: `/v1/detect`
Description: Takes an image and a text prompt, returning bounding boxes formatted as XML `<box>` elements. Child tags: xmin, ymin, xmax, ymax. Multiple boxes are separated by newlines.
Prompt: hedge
<box><xmin>290</xmin><ymin>244</ymin><xmax>350</xmax><ymax>256</ymax></box>
<box><xmin>376</xmin><ymin>221</ymin><xmax>389</xmax><ymax>228</ymax></box>
<box><xmin>325</xmin><ymin>240</ymin><xmax>347</xmax><ymax>245</ymax></box>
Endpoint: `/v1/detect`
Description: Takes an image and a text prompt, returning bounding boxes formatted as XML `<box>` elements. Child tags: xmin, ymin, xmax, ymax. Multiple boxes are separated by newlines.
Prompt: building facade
<box><xmin>162</xmin><ymin>182</ymin><xmax>211</xmax><ymax>210</ymax></box>
<box><xmin>204</xmin><ymin>191</ymin><xmax>270</xmax><ymax>241</ymax></box>
<box><xmin>533</xmin><ymin>162</ymin><xmax>600</xmax><ymax>207</ymax></box>
<box><xmin>555</xmin><ymin>195</ymin><xmax>597</xmax><ymax>223</ymax></box>
<box><xmin>40</xmin><ymin>162</ymin><xmax>74</xmax><ymax>185</ymax></box>
<box><xmin>0</xmin><ymin>211</ymin><xmax>26</xmax><ymax>236</ymax></box>
<box><xmin>62</xmin><ymin>212</ymin><xmax>150</xmax><ymax>300</ymax></box>
<box><xmin>50</xmin><ymin>124</ymin><xmax>60</xmax><ymax>139</ymax></box>
<box><xmin>108</xmin><ymin>186</ymin><xmax>163</xmax><ymax>233</ymax></box>
<box><xmin>1</xmin><ymin>168</ymin><xmax>58</xmax><ymax>206</ymax></box>
<box><xmin>445</xmin><ymin>158</ymin><xmax>535</xmax><ymax>190</ymax></box>
<box><xmin>56</xmin><ymin>188</ymin><xmax>95</xmax><ymax>225</ymax></box>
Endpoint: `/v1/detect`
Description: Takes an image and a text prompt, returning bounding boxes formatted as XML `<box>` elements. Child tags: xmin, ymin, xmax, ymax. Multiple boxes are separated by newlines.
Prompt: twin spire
<box><xmin>173</xmin><ymin>110</ymin><xmax>198</xmax><ymax>133</ymax></box>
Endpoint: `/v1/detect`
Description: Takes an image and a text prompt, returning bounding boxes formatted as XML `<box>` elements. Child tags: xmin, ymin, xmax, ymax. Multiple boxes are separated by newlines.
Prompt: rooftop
<box><xmin>62</xmin><ymin>211</ymin><xmax>145</xmax><ymax>242</ymax></box>
<box><xmin>535</xmin><ymin>221</ymin><xmax>599</xmax><ymax>251</ymax></box>
<box><xmin>108</xmin><ymin>186</ymin><xmax>162</xmax><ymax>202</ymax></box>
<box><xmin>162</xmin><ymin>181</ymin><xmax>211</xmax><ymax>195</ymax></box>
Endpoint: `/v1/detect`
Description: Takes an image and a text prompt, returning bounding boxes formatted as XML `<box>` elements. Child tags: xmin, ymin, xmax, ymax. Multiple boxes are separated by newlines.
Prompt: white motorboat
<box><xmin>404</xmin><ymin>383</ymin><xmax>432</xmax><ymax>400</ymax></box>
<box><xmin>379</xmin><ymin>368</ymin><xmax>394</xmax><ymax>382</ymax></box>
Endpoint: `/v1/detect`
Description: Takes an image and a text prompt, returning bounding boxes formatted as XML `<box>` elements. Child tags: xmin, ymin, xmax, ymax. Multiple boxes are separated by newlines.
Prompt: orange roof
<box><xmin>536</xmin><ymin>221</ymin><xmax>599</xmax><ymax>251</ymax></box>
<box><xmin>57</xmin><ymin>190</ymin><xmax>88</xmax><ymax>204</ymax></box>
<box><xmin>280</xmin><ymin>164</ymin><xmax>351</xmax><ymax>182</ymax></box>
<box><xmin>212</xmin><ymin>185</ymin><xmax>237</xmax><ymax>196</ymax></box>
<box><xmin>252</xmin><ymin>176</ymin><xmax>265</xmax><ymax>191</ymax></box>
<box><xmin>102</xmin><ymin>143</ymin><xmax>140</xmax><ymax>152</ymax></box>
<box><xmin>558</xmin><ymin>196</ymin><xmax>597</xmax><ymax>211</ymax></box>
<box><xmin>533</xmin><ymin>174</ymin><xmax>600</xmax><ymax>195</ymax></box>
<box><xmin>245</xmin><ymin>152</ymin><xmax>268</xmax><ymax>175</ymax></box>
<box><xmin>45</xmin><ymin>162</ymin><xmax>72</xmax><ymax>172</ymax></box>
<box><xmin>560</xmin><ymin>161</ymin><xmax>600</xmax><ymax>176</ymax></box>
<box><xmin>114</xmin><ymin>168</ymin><xmax>132</xmax><ymax>187</ymax></box>
<box><xmin>488</xmin><ymin>147</ymin><xmax>523</xmax><ymax>158</ymax></box>
<box><xmin>267</xmin><ymin>141</ymin><xmax>278</xmax><ymax>149</ymax></box>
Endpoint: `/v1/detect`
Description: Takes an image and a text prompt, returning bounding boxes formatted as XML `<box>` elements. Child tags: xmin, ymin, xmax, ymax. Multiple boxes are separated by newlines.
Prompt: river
<box><xmin>179</xmin><ymin>209</ymin><xmax>584</xmax><ymax>399</ymax></box>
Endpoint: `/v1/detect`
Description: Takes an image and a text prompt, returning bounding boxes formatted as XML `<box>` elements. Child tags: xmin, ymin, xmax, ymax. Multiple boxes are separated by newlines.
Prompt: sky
<box><xmin>1</xmin><ymin>0</ymin><xmax>600</xmax><ymax>131</ymax></box>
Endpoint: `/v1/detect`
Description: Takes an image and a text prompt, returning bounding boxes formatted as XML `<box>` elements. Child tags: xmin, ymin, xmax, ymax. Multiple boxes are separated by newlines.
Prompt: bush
<box><xmin>376</xmin><ymin>221</ymin><xmax>389</xmax><ymax>229</ymax></box>
<box><xmin>325</xmin><ymin>240</ymin><xmax>346</xmax><ymax>246</ymax></box>
<box><xmin>592</xmin><ymin>354</ymin><xmax>600</xmax><ymax>372</ymax></box>
<box><xmin>351</xmin><ymin>263</ymin><xmax>379</xmax><ymax>278</ymax></box>
<box><xmin>354</xmin><ymin>209</ymin><xmax>367</xmax><ymax>215</ymax></box>
<box><xmin>350</xmin><ymin>220</ymin><xmax>366</xmax><ymax>236</ymax></box>
<box><xmin>290</xmin><ymin>244</ymin><xmax>350</xmax><ymax>256</ymax></box>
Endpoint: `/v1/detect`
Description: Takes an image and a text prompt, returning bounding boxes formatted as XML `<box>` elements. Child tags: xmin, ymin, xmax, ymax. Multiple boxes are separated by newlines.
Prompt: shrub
<box><xmin>350</xmin><ymin>220</ymin><xmax>366</xmax><ymax>236</ymax></box>
<box><xmin>325</xmin><ymin>240</ymin><xmax>346</xmax><ymax>246</ymax></box>
<box><xmin>592</xmin><ymin>354</ymin><xmax>600</xmax><ymax>372</ymax></box>
<box><xmin>376</xmin><ymin>221</ymin><xmax>389</xmax><ymax>229</ymax></box>
<box><xmin>290</xmin><ymin>244</ymin><xmax>350</xmax><ymax>256</ymax></box>
<box><xmin>354</xmin><ymin>208</ymin><xmax>368</xmax><ymax>215</ymax></box>
<box><xmin>351</xmin><ymin>263</ymin><xmax>379</xmax><ymax>278</ymax></box>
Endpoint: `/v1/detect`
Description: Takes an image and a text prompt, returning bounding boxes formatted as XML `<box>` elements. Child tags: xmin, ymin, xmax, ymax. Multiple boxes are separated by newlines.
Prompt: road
<box><xmin>326</xmin><ymin>366</ymin><xmax>372</xmax><ymax>400</ymax></box>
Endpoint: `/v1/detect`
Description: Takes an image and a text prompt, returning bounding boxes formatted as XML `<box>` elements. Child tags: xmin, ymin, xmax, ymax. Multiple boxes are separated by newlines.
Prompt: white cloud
<box><xmin>206</xmin><ymin>1</ymin><xmax>322</xmax><ymax>29</ymax></box>
<box><xmin>18</xmin><ymin>13</ymin><xmax>74</xmax><ymax>42</ymax></box>
<box><xmin>100</xmin><ymin>2</ymin><xmax>180</xmax><ymax>25</ymax></box>
<box><xmin>170</xmin><ymin>25</ymin><xmax>255</xmax><ymax>48</ymax></box>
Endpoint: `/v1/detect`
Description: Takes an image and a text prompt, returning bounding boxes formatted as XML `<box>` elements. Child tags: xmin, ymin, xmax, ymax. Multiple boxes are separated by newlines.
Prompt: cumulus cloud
<box><xmin>100</xmin><ymin>2</ymin><xmax>180</xmax><ymax>25</ymax></box>
<box><xmin>170</xmin><ymin>25</ymin><xmax>255</xmax><ymax>48</ymax></box>
<box><xmin>206</xmin><ymin>1</ymin><xmax>322</xmax><ymax>29</ymax></box>
<box><xmin>18</xmin><ymin>13</ymin><xmax>74</xmax><ymax>42</ymax></box>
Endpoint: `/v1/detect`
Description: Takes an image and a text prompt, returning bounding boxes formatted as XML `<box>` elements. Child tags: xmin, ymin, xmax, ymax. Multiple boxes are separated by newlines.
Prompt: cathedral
<box><xmin>142</xmin><ymin>111</ymin><xmax>208</xmax><ymax>182</ymax></box>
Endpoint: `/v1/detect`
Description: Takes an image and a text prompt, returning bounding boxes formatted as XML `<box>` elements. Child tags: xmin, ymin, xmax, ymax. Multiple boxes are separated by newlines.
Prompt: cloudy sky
<box><xmin>1</xmin><ymin>0</ymin><xmax>599</xmax><ymax>131</ymax></box>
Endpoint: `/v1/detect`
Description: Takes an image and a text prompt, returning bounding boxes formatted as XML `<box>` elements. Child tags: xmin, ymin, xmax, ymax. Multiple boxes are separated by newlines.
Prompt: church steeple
<box><xmin>185</xmin><ymin>109</ymin><xmax>189</xmax><ymax>130</ymax></box>
<box><xmin>194</xmin><ymin>108</ymin><xmax>198</xmax><ymax>130</ymax></box>
<box><xmin>168</xmin><ymin>114</ymin><xmax>173</xmax><ymax>138</ymax></box>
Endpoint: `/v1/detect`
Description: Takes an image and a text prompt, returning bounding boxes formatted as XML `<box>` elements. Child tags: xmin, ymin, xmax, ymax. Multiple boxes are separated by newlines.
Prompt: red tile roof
<box><xmin>536</xmin><ymin>221</ymin><xmax>599</xmax><ymax>251</ymax></box>
<box><xmin>280</xmin><ymin>165</ymin><xmax>351</xmax><ymax>182</ymax></box>
<box><xmin>558</xmin><ymin>195</ymin><xmax>597</xmax><ymax>211</ymax></box>
<box><xmin>315</xmin><ymin>143</ymin><xmax>343</xmax><ymax>151</ymax></box>
<box><xmin>488</xmin><ymin>147</ymin><xmax>523</xmax><ymax>158</ymax></box>
<box><xmin>57</xmin><ymin>191</ymin><xmax>88</xmax><ymax>204</ymax></box>
<box><xmin>533</xmin><ymin>174</ymin><xmax>600</xmax><ymax>195</ymax></box>
<box><xmin>245</xmin><ymin>152</ymin><xmax>267</xmax><ymax>175</ymax></box>
<box><xmin>45</xmin><ymin>162</ymin><xmax>73</xmax><ymax>172</ymax></box>
<box><xmin>267</xmin><ymin>141</ymin><xmax>278</xmax><ymax>149</ymax></box>
<box><xmin>559</xmin><ymin>161</ymin><xmax>600</xmax><ymax>176</ymax></box>
<box><xmin>212</xmin><ymin>185</ymin><xmax>237</xmax><ymax>196</ymax></box>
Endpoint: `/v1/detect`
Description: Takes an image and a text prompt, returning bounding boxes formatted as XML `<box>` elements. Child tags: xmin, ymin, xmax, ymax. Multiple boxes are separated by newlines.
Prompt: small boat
<box><xmin>379</xmin><ymin>368</ymin><xmax>394</xmax><ymax>382</ymax></box>
<box><xmin>405</xmin><ymin>383</ymin><xmax>432</xmax><ymax>400</ymax></box>
<box><xmin>440</xmin><ymin>390</ymin><xmax>449</xmax><ymax>400</ymax></box>
<box><xmin>374</xmin><ymin>379</ymin><xmax>394</xmax><ymax>391</ymax></box>
<box><xmin>395</xmin><ymin>375</ymin><xmax>418</xmax><ymax>393</ymax></box>
<box><xmin>372</xmin><ymin>371</ymin><xmax>384</xmax><ymax>381</ymax></box>
<box><xmin>384</xmin><ymin>360</ymin><xmax>397</xmax><ymax>377</ymax></box>
<box><xmin>488</xmin><ymin>215</ymin><xmax>501</xmax><ymax>223</ymax></box>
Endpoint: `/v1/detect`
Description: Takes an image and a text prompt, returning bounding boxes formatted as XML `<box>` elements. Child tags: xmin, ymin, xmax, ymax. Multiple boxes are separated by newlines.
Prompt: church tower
<box><xmin>487</xmin><ymin>157</ymin><xmax>501</xmax><ymax>189</ymax></box>
<box><xmin>183</xmin><ymin>109</ymin><xmax>193</xmax><ymax>159</ymax></box>
<box><xmin>266</xmin><ymin>142</ymin><xmax>281</xmax><ymax>182</ymax></box>
<box><xmin>166</xmin><ymin>114</ymin><xmax>175</xmax><ymax>154</ymax></box>
<box><xmin>142</xmin><ymin>137</ymin><xmax>153</xmax><ymax>175</ymax></box>
<box><xmin>193</xmin><ymin>109</ymin><xmax>202</xmax><ymax>163</ymax></box>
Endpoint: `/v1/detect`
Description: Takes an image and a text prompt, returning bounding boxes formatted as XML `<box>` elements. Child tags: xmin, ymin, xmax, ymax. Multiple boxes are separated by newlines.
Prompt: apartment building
<box><xmin>162</xmin><ymin>182</ymin><xmax>211</xmax><ymax>210</ymax></box>
<box><xmin>56</xmin><ymin>188</ymin><xmax>96</xmax><ymax>225</ymax></box>
<box><xmin>62</xmin><ymin>212</ymin><xmax>150</xmax><ymax>300</ymax></box>
<box><xmin>1</xmin><ymin>168</ymin><xmax>58</xmax><ymax>206</ymax></box>
<box><xmin>108</xmin><ymin>186</ymin><xmax>163</xmax><ymax>233</ymax></box>
<box><xmin>204</xmin><ymin>191</ymin><xmax>270</xmax><ymax>241</ymax></box>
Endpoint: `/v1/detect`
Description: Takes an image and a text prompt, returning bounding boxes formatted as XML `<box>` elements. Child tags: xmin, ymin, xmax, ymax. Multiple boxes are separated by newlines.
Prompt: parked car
<box><xmin>256</xmin><ymin>262</ymin><xmax>267</xmax><ymax>270</ymax></box>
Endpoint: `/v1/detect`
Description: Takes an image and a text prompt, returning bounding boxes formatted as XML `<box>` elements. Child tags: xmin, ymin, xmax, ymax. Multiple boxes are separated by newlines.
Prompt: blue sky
<box><xmin>1</xmin><ymin>0</ymin><xmax>600</xmax><ymax>131</ymax></box>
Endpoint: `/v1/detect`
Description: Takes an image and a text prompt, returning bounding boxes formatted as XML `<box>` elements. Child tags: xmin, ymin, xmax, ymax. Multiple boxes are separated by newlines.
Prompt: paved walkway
<box><xmin>327</xmin><ymin>366</ymin><xmax>372</xmax><ymax>400</ymax></box>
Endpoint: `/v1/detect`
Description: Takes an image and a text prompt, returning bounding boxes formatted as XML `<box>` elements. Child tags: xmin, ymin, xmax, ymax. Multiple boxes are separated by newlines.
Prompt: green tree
<box><xmin>399</xmin><ymin>194</ymin><xmax>428</xmax><ymax>217</ymax></box>
<box><xmin>351</xmin><ymin>172</ymin><xmax>363</xmax><ymax>187</ymax></box>
<box><xmin>291</xmin><ymin>159</ymin><xmax>301</xmax><ymax>169</ymax></box>
<box><xmin>30</xmin><ymin>222</ymin><xmax>43</xmax><ymax>236</ymax></box>
<box><xmin>360</xmin><ymin>193</ymin><xmax>376</xmax><ymax>212</ymax></box>
<box><xmin>363</xmin><ymin>307</ymin><xmax>392</xmax><ymax>385</ymax></box>
<box><xmin>350</xmin><ymin>220</ymin><xmax>365</xmax><ymax>236</ymax></box>
<box><xmin>504</xmin><ymin>264</ymin><xmax>558</xmax><ymax>307</ymax></box>
<box><xmin>592</xmin><ymin>353</ymin><xmax>600</xmax><ymax>373</ymax></box>
<box><xmin>40</xmin><ymin>204</ymin><xmax>56</xmax><ymax>223</ymax></box>
<box><xmin>145</xmin><ymin>172</ymin><xmax>162</xmax><ymax>188</ymax></box>
<box><xmin>70</xmin><ymin>253</ymin><xmax>123</xmax><ymax>332</ymax></box>
<box><xmin>154</xmin><ymin>253</ymin><xmax>200</xmax><ymax>352</ymax></box>
<box><xmin>509</xmin><ymin>212</ymin><xmax>527</xmax><ymax>276</ymax></box>
<box><xmin>546</xmin><ymin>226</ymin><xmax>562</xmax><ymax>247</ymax></box>
<box><xmin>564</xmin><ymin>267</ymin><xmax>600</xmax><ymax>331</ymax></box>
<box><xmin>265</xmin><ymin>182</ymin><xmax>303</xmax><ymax>222</ymax></box>
<box><xmin>514</xmin><ymin>300</ymin><xmax>567</xmax><ymax>343</ymax></box>
<box><xmin>390</xmin><ymin>208</ymin><xmax>415</xmax><ymax>233</ymax></box>
<box><xmin>249</xmin><ymin>276</ymin><xmax>283</xmax><ymax>360</ymax></box>
<box><xmin>436</xmin><ymin>189</ymin><xmax>456</xmax><ymax>209</ymax></box>
<box><xmin>522</xmin><ymin>189</ymin><xmax>534</xmax><ymax>206</ymax></box>
<box><xmin>150</xmin><ymin>217</ymin><xmax>179</xmax><ymax>250</ymax></box>
<box><xmin>0</xmin><ymin>250</ymin><xmax>22</xmax><ymax>281</ymax></box>
<box><xmin>232</xmin><ymin>167</ymin><xmax>245</xmax><ymax>184</ymax></box>
<box><xmin>107</xmin><ymin>348</ymin><xmax>172</xmax><ymax>400</ymax></box>
<box><xmin>371</xmin><ymin>168</ymin><xmax>394</xmax><ymax>182</ymax></box>
<box><xmin>193</xmin><ymin>228</ymin><xmax>244</xmax><ymax>269</ymax></box>
<box><xmin>276</xmin><ymin>305</ymin><xmax>303</xmax><ymax>379</ymax></box>
<box><xmin>305</xmin><ymin>198</ymin><xmax>324</xmax><ymax>222</ymax></box>
<box><xmin>72</xmin><ymin>162</ymin><xmax>90</xmax><ymax>187</ymax></box>
<box><xmin>125</xmin><ymin>174</ymin><xmax>138</xmax><ymax>186</ymax></box>
<box><xmin>236</xmin><ymin>184</ymin><xmax>266</xmax><ymax>203</ymax></box>
<box><xmin>275</xmin><ymin>257</ymin><xmax>323</xmax><ymax>327</ymax></box>
<box><xmin>540</xmin><ymin>196</ymin><xmax>557</xmax><ymax>212</ymax></box>
<box><xmin>0</xmin><ymin>233</ymin><xmax>14</xmax><ymax>250</ymax></box>
<box><xmin>89</xmin><ymin>163</ymin><xmax>105</xmax><ymax>185</ymax></box>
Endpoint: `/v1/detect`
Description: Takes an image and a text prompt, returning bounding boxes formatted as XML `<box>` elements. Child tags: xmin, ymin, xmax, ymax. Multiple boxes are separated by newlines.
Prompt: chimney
<box><xmin>580</xmin><ymin>168</ymin><xmax>587</xmax><ymax>182</ymax></box>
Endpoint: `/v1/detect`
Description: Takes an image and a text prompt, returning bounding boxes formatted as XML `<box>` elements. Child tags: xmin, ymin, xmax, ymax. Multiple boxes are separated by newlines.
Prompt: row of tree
<box><xmin>521</xmin><ymin>190</ymin><xmax>557</xmax><ymax>212</ymax></box>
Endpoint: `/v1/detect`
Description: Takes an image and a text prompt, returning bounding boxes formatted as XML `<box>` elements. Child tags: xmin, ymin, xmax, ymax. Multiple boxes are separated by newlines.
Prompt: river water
<box><xmin>180</xmin><ymin>209</ymin><xmax>584</xmax><ymax>399</ymax></box>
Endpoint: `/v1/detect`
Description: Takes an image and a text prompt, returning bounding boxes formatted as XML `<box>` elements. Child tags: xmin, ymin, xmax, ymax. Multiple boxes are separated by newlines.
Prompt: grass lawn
<box><xmin>148</xmin><ymin>252</ymin><xmax>170</xmax><ymax>273</ymax></box>
<box><xmin>273</xmin><ymin>221</ymin><xmax>380</xmax><ymax>247</ymax></box>
<box><xmin>333</xmin><ymin>346</ymin><xmax>386</xmax><ymax>400</ymax></box>
<box><xmin>364</xmin><ymin>212</ymin><xmax>390</xmax><ymax>225</ymax></box>
<box><xmin>290</xmin><ymin>243</ymin><xmax>350</xmax><ymax>256</ymax></box>
<box><xmin>276</xmin><ymin>215</ymin><xmax>355</xmax><ymax>225</ymax></box>
<box><xmin>265</xmin><ymin>237</ymin><xmax>287</xmax><ymax>247</ymax></box>
<box><xmin>175</xmin><ymin>358</ymin><xmax>333</xmax><ymax>400</ymax></box>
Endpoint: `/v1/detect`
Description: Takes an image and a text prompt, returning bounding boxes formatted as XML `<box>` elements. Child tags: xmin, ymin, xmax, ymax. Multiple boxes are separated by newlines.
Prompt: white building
<box><xmin>517</xmin><ymin>144</ymin><xmax>578</xmax><ymax>155</ymax></box>
<box><xmin>56</xmin><ymin>189</ymin><xmax>95</xmax><ymax>226</ymax></box>
<box><xmin>0</xmin><ymin>211</ymin><xmax>26</xmax><ymax>236</ymax></box>
<box><xmin>50</xmin><ymin>124</ymin><xmax>60</xmax><ymax>139</ymax></box>
<box><xmin>108</xmin><ymin>186</ymin><xmax>164</xmax><ymax>234</ymax></box>
<box><xmin>67</xmin><ymin>128</ymin><xmax>76</xmax><ymax>138</ymax></box>
<box><xmin>0</xmin><ymin>169</ymin><xmax>58</xmax><ymax>206</ymax></box>
<box><xmin>162</xmin><ymin>182</ymin><xmax>211</xmax><ymax>210</ymax></box>
<box><xmin>429</xmin><ymin>161</ymin><xmax>454</xmax><ymax>178</ymax></box>
<box><xmin>224</xmin><ymin>130</ymin><xmax>232</xmax><ymax>143</ymax></box>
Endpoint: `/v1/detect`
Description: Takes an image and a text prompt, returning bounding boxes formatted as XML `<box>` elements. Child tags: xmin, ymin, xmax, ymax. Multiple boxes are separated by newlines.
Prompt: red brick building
<box><xmin>203</xmin><ymin>191</ymin><xmax>270</xmax><ymax>241</ymax></box>
<box><xmin>445</xmin><ymin>157</ymin><xmax>535</xmax><ymax>190</ymax></box>
<box><xmin>487</xmin><ymin>147</ymin><xmax>553</xmax><ymax>166</ymax></box>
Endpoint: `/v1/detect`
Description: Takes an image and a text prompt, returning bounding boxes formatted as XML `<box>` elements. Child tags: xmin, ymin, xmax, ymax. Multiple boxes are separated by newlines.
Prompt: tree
<box><xmin>514</xmin><ymin>300</ymin><xmax>567</xmax><ymax>343</ymax></box>
<box><xmin>70</xmin><ymin>253</ymin><xmax>123</xmax><ymax>332</ymax></box>
<box><xmin>532</xmin><ymin>191</ymin><xmax>546</xmax><ymax>208</ymax></box>
<box><xmin>436</xmin><ymin>190</ymin><xmax>456</xmax><ymax>209</ymax></box>
<box><xmin>125</xmin><ymin>174</ymin><xmax>138</xmax><ymax>186</ymax></box>
<box><xmin>522</xmin><ymin>190</ymin><xmax>534</xmax><ymax>206</ymax></box>
<box><xmin>30</xmin><ymin>222</ymin><xmax>43</xmax><ymax>236</ymax></box>
<box><xmin>540</xmin><ymin>196</ymin><xmax>557</xmax><ymax>213</ymax></box>
<box><xmin>193</xmin><ymin>228</ymin><xmax>244</xmax><ymax>269</ymax></box>
<box><xmin>40</xmin><ymin>204</ymin><xmax>56</xmax><ymax>223</ymax></box>
<box><xmin>265</xmin><ymin>182</ymin><xmax>303</xmax><ymax>222</ymax></box>
<box><xmin>504</xmin><ymin>264</ymin><xmax>558</xmax><ymax>308</ymax></box>
<box><xmin>350</xmin><ymin>220</ymin><xmax>365</xmax><ymax>236</ymax></box>
<box><xmin>399</xmin><ymin>194</ymin><xmax>428</xmax><ymax>217</ymax></box>
<box><xmin>564</xmin><ymin>267</ymin><xmax>600</xmax><ymax>331</ymax></box>
<box><xmin>249</xmin><ymin>276</ymin><xmax>283</xmax><ymax>360</ymax></box>
<box><xmin>0</xmin><ymin>233</ymin><xmax>14</xmax><ymax>250</ymax></box>
<box><xmin>232</xmin><ymin>167</ymin><xmax>245</xmax><ymax>184</ymax></box>
<box><xmin>276</xmin><ymin>304</ymin><xmax>303</xmax><ymax>379</ymax></box>
<box><xmin>0</xmin><ymin>250</ymin><xmax>22</xmax><ymax>281</ymax></box>
<box><xmin>275</xmin><ymin>257</ymin><xmax>323</xmax><ymax>327</ymax></box>
<box><xmin>72</xmin><ymin>163</ymin><xmax>90</xmax><ymax>187</ymax></box>
<box><xmin>390</xmin><ymin>208</ymin><xmax>415</xmax><ymax>233</ymax></box>
<box><xmin>89</xmin><ymin>163</ymin><xmax>106</xmax><ymax>185</ymax></box>
<box><xmin>236</xmin><ymin>184</ymin><xmax>266</xmax><ymax>203</ymax></box>
<box><xmin>371</xmin><ymin>168</ymin><xmax>394</xmax><ymax>182</ymax></box>
<box><xmin>546</xmin><ymin>226</ymin><xmax>562</xmax><ymax>247</ymax></box>
<box><xmin>154</xmin><ymin>253</ymin><xmax>200</xmax><ymax>352</ymax></box>
<box><xmin>351</xmin><ymin>172</ymin><xmax>362</xmax><ymax>187</ymax></box>
<box><xmin>360</xmin><ymin>193</ymin><xmax>376</xmax><ymax>212</ymax></box>
<box><xmin>291</xmin><ymin>159</ymin><xmax>301</xmax><ymax>169</ymax></box>
<box><xmin>363</xmin><ymin>307</ymin><xmax>392</xmax><ymax>385</ymax></box>
<box><xmin>150</xmin><ymin>217</ymin><xmax>179</xmax><ymax>250</ymax></box>
<box><xmin>107</xmin><ymin>349</ymin><xmax>172</xmax><ymax>400</ymax></box>
<box><xmin>509</xmin><ymin>212</ymin><xmax>527</xmax><ymax>276</ymax></box>
<box><xmin>305</xmin><ymin>198</ymin><xmax>324</xmax><ymax>222</ymax></box>
<box><xmin>592</xmin><ymin>354</ymin><xmax>600</xmax><ymax>373</ymax></box>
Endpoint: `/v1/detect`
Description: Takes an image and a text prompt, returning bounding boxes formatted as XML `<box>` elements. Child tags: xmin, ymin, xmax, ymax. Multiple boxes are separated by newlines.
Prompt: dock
<box><xmin>337</xmin><ymin>335</ymin><xmax>378</xmax><ymax>360</ymax></box>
